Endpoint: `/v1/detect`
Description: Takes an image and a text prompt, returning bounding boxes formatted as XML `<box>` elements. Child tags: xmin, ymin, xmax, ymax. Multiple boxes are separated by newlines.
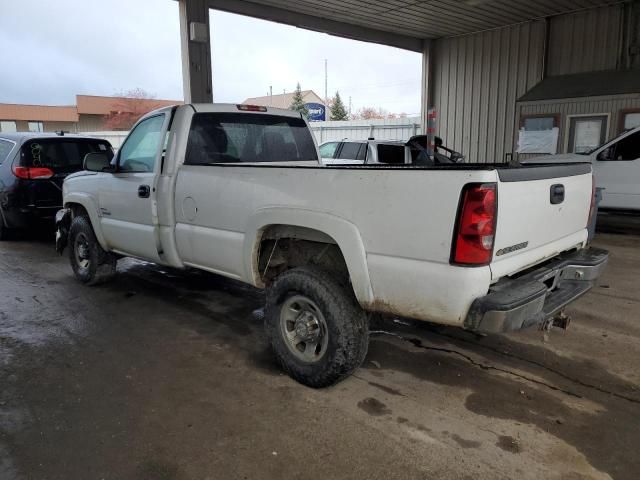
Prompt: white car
<box><xmin>319</xmin><ymin>139</ymin><xmax>411</xmax><ymax>165</ymax></box>
<box><xmin>320</xmin><ymin>136</ymin><xmax>466</xmax><ymax>166</ymax></box>
<box><xmin>523</xmin><ymin>126</ymin><xmax>640</xmax><ymax>211</ymax></box>
<box><xmin>56</xmin><ymin>104</ymin><xmax>607</xmax><ymax>387</ymax></box>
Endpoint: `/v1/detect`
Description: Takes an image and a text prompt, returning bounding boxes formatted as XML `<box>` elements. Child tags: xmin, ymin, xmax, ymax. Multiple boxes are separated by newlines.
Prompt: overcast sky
<box><xmin>0</xmin><ymin>0</ymin><xmax>422</xmax><ymax>115</ymax></box>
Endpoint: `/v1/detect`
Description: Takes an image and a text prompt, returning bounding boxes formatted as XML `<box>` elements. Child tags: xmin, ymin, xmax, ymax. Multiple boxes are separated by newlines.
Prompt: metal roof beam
<box><xmin>207</xmin><ymin>0</ymin><xmax>424</xmax><ymax>52</ymax></box>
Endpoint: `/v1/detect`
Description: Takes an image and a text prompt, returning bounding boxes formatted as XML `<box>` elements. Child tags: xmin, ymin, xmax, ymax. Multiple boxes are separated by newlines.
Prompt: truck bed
<box><xmin>165</xmin><ymin>161</ymin><xmax>592</xmax><ymax>326</ymax></box>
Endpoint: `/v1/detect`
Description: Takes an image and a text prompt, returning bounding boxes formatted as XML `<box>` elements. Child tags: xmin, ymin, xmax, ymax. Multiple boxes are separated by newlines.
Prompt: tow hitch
<box><xmin>541</xmin><ymin>311</ymin><xmax>571</xmax><ymax>332</ymax></box>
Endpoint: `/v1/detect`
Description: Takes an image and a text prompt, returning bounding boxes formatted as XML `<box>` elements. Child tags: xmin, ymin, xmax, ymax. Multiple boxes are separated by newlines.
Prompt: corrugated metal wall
<box><xmin>432</xmin><ymin>21</ymin><xmax>546</xmax><ymax>163</ymax></box>
<box><xmin>547</xmin><ymin>4</ymin><xmax>624</xmax><ymax>76</ymax></box>
<box><xmin>517</xmin><ymin>94</ymin><xmax>640</xmax><ymax>160</ymax></box>
<box><xmin>432</xmin><ymin>3</ymin><xmax>631</xmax><ymax>163</ymax></box>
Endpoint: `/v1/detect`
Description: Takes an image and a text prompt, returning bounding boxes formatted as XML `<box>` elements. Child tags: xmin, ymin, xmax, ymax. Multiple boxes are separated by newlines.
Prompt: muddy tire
<box><xmin>68</xmin><ymin>215</ymin><xmax>117</xmax><ymax>285</ymax></box>
<box><xmin>265</xmin><ymin>267</ymin><xmax>369</xmax><ymax>388</ymax></box>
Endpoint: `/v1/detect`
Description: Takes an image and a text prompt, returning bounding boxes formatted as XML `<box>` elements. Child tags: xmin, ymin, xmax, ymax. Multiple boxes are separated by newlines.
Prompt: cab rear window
<box><xmin>21</xmin><ymin>139</ymin><xmax>113</xmax><ymax>173</ymax></box>
<box><xmin>186</xmin><ymin>112</ymin><xmax>318</xmax><ymax>164</ymax></box>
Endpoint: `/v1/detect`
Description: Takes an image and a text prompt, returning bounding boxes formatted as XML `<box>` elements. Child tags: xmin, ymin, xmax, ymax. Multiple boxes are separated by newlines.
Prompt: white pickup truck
<box><xmin>56</xmin><ymin>104</ymin><xmax>608</xmax><ymax>387</ymax></box>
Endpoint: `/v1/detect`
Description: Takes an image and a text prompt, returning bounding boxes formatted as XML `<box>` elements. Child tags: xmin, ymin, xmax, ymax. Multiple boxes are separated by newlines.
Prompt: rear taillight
<box><xmin>12</xmin><ymin>166</ymin><xmax>54</xmax><ymax>180</ymax></box>
<box><xmin>451</xmin><ymin>183</ymin><xmax>497</xmax><ymax>265</ymax></box>
<box><xmin>587</xmin><ymin>175</ymin><xmax>596</xmax><ymax>228</ymax></box>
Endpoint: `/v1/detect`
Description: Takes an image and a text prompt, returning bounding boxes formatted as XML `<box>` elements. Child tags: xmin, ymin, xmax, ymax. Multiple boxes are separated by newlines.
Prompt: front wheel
<box><xmin>68</xmin><ymin>215</ymin><xmax>117</xmax><ymax>285</ymax></box>
<box><xmin>265</xmin><ymin>267</ymin><xmax>369</xmax><ymax>388</ymax></box>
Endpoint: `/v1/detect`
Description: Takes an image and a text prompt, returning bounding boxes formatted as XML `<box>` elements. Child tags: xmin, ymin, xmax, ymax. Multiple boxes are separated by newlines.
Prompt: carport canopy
<box><xmin>177</xmin><ymin>0</ymin><xmax>620</xmax><ymax>125</ymax></box>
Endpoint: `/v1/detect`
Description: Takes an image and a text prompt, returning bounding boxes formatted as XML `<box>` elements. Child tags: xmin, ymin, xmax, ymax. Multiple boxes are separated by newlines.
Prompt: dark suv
<box><xmin>0</xmin><ymin>133</ymin><xmax>113</xmax><ymax>239</ymax></box>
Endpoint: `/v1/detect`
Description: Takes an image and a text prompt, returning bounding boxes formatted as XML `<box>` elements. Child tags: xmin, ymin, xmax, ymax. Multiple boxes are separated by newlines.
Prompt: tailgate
<box><xmin>491</xmin><ymin>164</ymin><xmax>592</xmax><ymax>280</ymax></box>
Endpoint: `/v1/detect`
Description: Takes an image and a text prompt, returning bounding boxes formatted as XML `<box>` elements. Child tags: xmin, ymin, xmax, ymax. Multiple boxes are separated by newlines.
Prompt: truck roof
<box><xmin>191</xmin><ymin>103</ymin><xmax>304</xmax><ymax>118</ymax></box>
<box><xmin>140</xmin><ymin>103</ymin><xmax>306</xmax><ymax>124</ymax></box>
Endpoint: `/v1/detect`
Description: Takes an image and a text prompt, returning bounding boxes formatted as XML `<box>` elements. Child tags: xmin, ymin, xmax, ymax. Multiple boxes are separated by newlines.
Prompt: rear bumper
<box><xmin>465</xmin><ymin>247</ymin><xmax>609</xmax><ymax>333</ymax></box>
<box><xmin>0</xmin><ymin>204</ymin><xmax>60</xmax><ymax>228</ymax></box>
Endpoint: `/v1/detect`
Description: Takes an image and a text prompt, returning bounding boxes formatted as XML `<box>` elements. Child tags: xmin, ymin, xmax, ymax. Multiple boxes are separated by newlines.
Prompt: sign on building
<box><xmin>305</xmin><ymin>103</ymin><xmax>326</xmax><ymax>122</ymax></box>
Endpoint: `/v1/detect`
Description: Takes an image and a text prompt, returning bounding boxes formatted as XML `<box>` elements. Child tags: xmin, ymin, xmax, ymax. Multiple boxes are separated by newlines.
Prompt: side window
<box><xmin>319</xmin><ymin>142</ymin><xmax>339</xmax><ymax>159</ymax></box>
<box><xmin>0</xmin><ymin>139</ymin><xmax>14</xmax><ymax>164</ymax></box>
<box><xmin>118</xmin><ymin>115</ymin><xmax>165</xmax><ymax>172</ymax></box>
<box><xmin>337</xmin><ymin>142</ymin><xmax>363</xmax><ymax>160</ymax></box>
<box><xmin>600</xmin><ymin>132</ymin><xmax>640</xmax><ymax>161</ymax></box>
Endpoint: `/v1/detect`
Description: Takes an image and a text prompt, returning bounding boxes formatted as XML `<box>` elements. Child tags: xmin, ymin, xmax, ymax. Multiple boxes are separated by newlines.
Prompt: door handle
<box><xmin>138</xmin><ymin>185</ymin><xmax>151</xmax><ymax>198</ymax></box>
<box><xmin>550</xmin><ymin>184</ymin><xmax>565</xmax><ymax>204</ymax></box>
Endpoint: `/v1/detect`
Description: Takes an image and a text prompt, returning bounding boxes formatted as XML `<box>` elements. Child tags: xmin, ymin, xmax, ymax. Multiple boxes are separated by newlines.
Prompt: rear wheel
<box><xmin>265</xmin><ymin>267</ymin><xmax>369</xmax><ymax>388</ymax></box>
<box><xmin>69</xmin><ymin>215</ymin><xmax>117</xmax><ymax>285</ymax></box>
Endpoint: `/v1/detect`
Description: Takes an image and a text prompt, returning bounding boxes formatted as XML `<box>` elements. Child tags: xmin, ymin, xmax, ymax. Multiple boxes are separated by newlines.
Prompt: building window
<box><xmin>517</xmin><ymin>114</ymin><xmax>560</xmax><ymax>154</ymax></box>
<box><xmin>619</xmin><ymin>109</ymin><xmax>640</xmax><ymax>133</ymax></box>
<box><xmin>0</xmin><ymin>121</ymin><xmax>17</xmax><ymax>133</ymax></box>
<box><xmin>567</xmin><ymin>115</ymin><xmax>608</xmax><ymax>154</ymax></box>
<box><xmin>28</xmin><ymin>121</ymin><xmax>44</xmax><ymax>133</ymax></box>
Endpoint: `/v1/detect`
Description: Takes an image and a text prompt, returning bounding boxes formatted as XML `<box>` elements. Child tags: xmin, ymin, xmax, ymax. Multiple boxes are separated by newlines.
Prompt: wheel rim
<box><xmin>74</xmin><ymin>232</ymin><xmax>91</xmax><ymax>270</ymax></box>
<box><xmin>279</xmin><ymin>295</ymin><xmax>329</xmax><ymax>363</ymax></box>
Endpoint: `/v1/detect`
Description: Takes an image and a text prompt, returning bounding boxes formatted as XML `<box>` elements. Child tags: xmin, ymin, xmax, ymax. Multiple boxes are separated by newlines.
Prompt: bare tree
<box><xmin>103</xmin><ymin>88</ymin><xmax>160</xmax><ymax>130</ymax></box>
<box><xmin>354</xmin><ymin>107</ymin><xmax>387</xmax><ymax>120</ymax></box>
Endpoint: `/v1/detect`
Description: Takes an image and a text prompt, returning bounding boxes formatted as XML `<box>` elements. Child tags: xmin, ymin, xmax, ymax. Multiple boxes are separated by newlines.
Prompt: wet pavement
<box><xmin>1</xmin><ymin>225</ymin><xmax>639</xmax><ymax>480</ymax></box>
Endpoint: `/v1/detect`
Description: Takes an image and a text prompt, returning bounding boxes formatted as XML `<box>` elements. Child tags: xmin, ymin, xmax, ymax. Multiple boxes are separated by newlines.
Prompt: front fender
<box><xmin>243</xmin><ymin>207</ymin><xmax>374</xmax><ymax>306</ymax></box>
<box><xmin>63</xmin><ymin>193</ymin><xmax>108</xmax><ymax>250</ymax></box>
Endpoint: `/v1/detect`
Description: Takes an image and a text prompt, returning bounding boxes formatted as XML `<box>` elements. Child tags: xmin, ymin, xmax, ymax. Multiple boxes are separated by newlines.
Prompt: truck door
<box><xmin>594</xmin><ymin>130</ymin><xmax>640</xmax><ymax>210</ymax></box>
<box><xmin>98</xmin><ymin>113</ymin><xmax>166</xmax><ymax>260</ymax></box>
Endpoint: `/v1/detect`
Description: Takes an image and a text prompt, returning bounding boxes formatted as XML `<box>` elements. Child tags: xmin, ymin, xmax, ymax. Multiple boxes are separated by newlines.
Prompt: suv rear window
<box><xmin>186</xmin><ymin>113</ymin><xmax>318</xmax><ymax>164</ymax></box>
<box><xmin>377</xmin><ymin>144</ymin><xmax>405</xmax><ymax>164</ymax></box>
<box><xmin>21</xmin><ymin>138</ymin><xmax>113</xmax><ymax>173</ymax></box>
<box><xmin>0</xmin><ymin>139</ymin><xmax>14</xmax><ymax>164</ymax></box>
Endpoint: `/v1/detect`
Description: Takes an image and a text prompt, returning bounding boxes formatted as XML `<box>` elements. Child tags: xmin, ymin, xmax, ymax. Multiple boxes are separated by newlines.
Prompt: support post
<box><xmin>420</xmin><ymin>39</ymin><xmax>434</xmax><ymax>135</ymax></box>
<box><xmin>179</xmin><ymin>0</ymin><xmax>213</xmax><ymax>103</ymax></box>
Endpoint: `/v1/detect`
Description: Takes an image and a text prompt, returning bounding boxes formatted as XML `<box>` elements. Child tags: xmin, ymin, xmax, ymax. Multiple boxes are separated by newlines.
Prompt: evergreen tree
<box><xmin>289</xmin><ymin>83</ymin><xmax>308</xmax><ymax>117</ymax></box>
<box><xmin>329</xmin><ymin>91</ymin><xmax>349</xmax><ymax>121</ymax></box>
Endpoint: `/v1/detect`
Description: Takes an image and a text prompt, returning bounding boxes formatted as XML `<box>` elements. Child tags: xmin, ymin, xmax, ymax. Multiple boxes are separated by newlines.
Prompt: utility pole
<box><xmin>324</xmin><ymin>59</ymin><xmax>328</xmax><ymax>106</ymax></box>
<box><xmin>269</xmin><ymin>85</ymin><xmax>273</xmax><ymax>105</ymax></box>
<box><xmin>349</xmin><ymin>96</ymin><xmax>352</xmax><ymax>117</ymax></box>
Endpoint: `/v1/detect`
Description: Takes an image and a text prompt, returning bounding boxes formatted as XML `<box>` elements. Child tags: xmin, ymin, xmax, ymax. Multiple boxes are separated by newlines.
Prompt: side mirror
<box><xmin>83</xmin><ymin>152</ymin><xmax>112</xmax><ymax>172</ymax></box>
<box><xmin>434</xmin><ymin>136</ymin><xmax>443</xmax><ymax>148</ymax></box>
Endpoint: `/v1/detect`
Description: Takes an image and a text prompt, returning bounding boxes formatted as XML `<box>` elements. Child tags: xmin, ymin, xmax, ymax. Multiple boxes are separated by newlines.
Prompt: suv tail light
<box><xmin>12</xmin><ymin>166</ymin><xmax>55</xmax><ymax>180</ymax></box>
<box><xmin>451</xmin><ymin>183</ymin><xmax>497</xmax><ymax>265</ymax></box>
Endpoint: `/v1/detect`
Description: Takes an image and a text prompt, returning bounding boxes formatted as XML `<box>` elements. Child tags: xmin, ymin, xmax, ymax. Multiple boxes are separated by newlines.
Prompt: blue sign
<box><xmin>305</xmin><ymin>102</ymin><xmax>326</xmax><ymax>121</ymax></box>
